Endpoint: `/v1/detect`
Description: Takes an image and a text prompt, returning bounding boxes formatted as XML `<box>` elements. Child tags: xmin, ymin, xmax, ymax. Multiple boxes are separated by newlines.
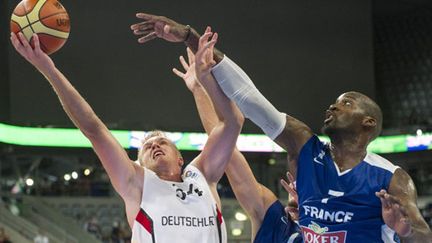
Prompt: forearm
<box><xmin>225</xmin><ymin>151</ymin><xmax>275</xmax><ymax>220</ymax></box>
<box><xmin>41</xmin><ymin>67</ymin><xmax>107</xmax><ymax>138</ymax></box>
<box><xmin>211</xmin><ymin>56</ymin><xmax>286</xmax><ymax>140</ymax></box>
<box><xmin>198</xmin><ymin>73</ymin><xmax>243</xmax><ymax>129</ymax></box>
<box><xmin>402</xmin><ymin>226</ymin><xmax>432</xmax><ymax>243</ymax></box>
<box><xmin>190</xmin><ymin>84</ymin><xmax>219</xmax><ymax>134</ymax></box>
<box><xmin>184</xmin><ymin>27</ymin><xmax>224</xmax><ymax>63</ymax></box>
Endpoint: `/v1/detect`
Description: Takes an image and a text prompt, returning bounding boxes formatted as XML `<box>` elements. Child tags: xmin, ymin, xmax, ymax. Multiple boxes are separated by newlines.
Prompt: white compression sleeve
<box><xmin>212</xmin><ymin>56</ymin><xmax>286</xmax><ymax>140</ymax></box>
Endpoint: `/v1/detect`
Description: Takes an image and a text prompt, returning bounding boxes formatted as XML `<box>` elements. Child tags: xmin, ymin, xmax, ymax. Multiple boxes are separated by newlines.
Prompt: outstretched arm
<box><xmin>10</xmin><ymin>33</ymin><xmax>143</xmax><ymax>203</ymax></box>
<box><xmin>174</xmin><ymin>48</ymin><xmax>277</xmax><ymax>236</ymax></box>
<box><xmin>130</xmin><ymin>12</ymin><xmax>224</xmax><ymax>62</ymax></box>
<box><xmin>189</xmin><ymin>28</ymin><xmax>244</xmax><ymax>186</ymax></box>
<box><xmin>211</xmin><ymin>56</ymin><xmax>313</xmax><ymax>173</ymax></box>
<box><xmin>376</xmin><ymin>169</ymin><xmax>432</xmax><ymax>242</ymax></box>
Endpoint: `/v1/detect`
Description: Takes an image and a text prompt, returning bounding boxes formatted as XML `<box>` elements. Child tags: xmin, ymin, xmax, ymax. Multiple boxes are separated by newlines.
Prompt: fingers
<box><xmin>197</xmin><ymin>30</ymin><xmax>213</xmax><ymax>53</ymax></box>
<box><xmin>287</xmin><ymin>172</ymin><xmax>296</xmax><ymax>185</ymax></box>
<box><xmin>138</xmin><ymin>32</ymin><xmax>157</xmax><ymax>43</ymax></box>
<box><xmin>179</xmin><ymin>55</ymin><xmax>189</xmax><ymax>70</ymax></box>
<box><xmin>131</xmin><ymin>21</ymin><xmax>153</xmax><ymax>30</ymax></box>
<box><xmin>18</xmin><ymin>32</ymin><xmax>31</xmax><ymax>50</ymax></box>
<box><xmin>186</xmin><ymin>47</ymin><xmax>195</xmax><ymax>65</ymax></box>
<box><xmin>196</xmin><ymin>26</ymin><xmax>219</xmax><ymax>70</ymax></box>
<box><xmin>132</xmin><ymin>25</ymin><xmax>155</xmax><ymax>36</ymax></box>
<box><xmin>10</xmin><ymin>32</ymin><xmax>22</xmax><ymax>51</ymax></box>
<box><xmin>384</xmin><ymin>192</ymin><xmax>402</xmax><ymax>205</ymax></box>
<box><xmin>376</xmin><ymin>189</ymin><xmax>404</xmax><ymax>211</ymax></box>
<box><xmin>392</xmin><ymin>203</ymin><xmax>409</xmax><ymax>218</ymax></box>
<box><xmin>287</xmin><ymin>207</ymin><xmax>299</xmax><ymax>214</ymax></box>
<box><xmin>135</xmin><ymin>12</ymin><xmax>154</xmax><ymax>20</ymax></box>
<box><xmin>376</xmin><ymin>190</ymin><xmax>390</xmax><ymax>208</ymax></box>
<box><xmin>204</xmin><ymin>32</ymin><xmax>218</xmax><ymax>55</ymax></box>
<box><xmin>280</xmin><ymin>179</ymin><xmax>290</xmax><ymax>193</ymax></box>
<box><xmin>32</xmin><ymin>34</ymin><xmax>41</xmax><ymax>52</ymax></box>
<box><xmin>172</xmin><ymin>68</ymin><xmax>184</xmax><ymax>79</ymax></box>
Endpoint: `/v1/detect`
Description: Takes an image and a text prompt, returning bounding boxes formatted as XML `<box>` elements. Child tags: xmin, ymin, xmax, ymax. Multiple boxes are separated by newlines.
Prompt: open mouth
<box><xmin>324</xmin><ymin>115</ymin><xmax>333</xmax><ymax>124</ymax></box>
<box><xmin>152</xmin><ymin>150</ymin><xmax>165</xmax><ymax>159</ymax></box>
<box><xmin>324</xmin><ymin>111</ymin><xmax>334</xmax><ymax>124</ymax></box>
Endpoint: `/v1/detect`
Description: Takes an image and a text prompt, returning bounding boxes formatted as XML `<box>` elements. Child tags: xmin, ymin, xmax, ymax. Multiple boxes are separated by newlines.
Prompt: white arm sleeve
<box><xmin>212</xmin><ymin>56</ymin><xmax>286</xmax><ymax>140</ymax></box>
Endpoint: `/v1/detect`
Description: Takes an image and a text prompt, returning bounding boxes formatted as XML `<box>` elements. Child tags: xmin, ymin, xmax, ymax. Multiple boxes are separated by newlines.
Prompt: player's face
<box><xmin>140</xmin><ymin>136</ymin><xmax>183</xmax><ymax>171</ymax></box>
<box><xmin>322</xmin><ymin>93</ymin><xmax>366</xmax><ymax>136</ymax></box>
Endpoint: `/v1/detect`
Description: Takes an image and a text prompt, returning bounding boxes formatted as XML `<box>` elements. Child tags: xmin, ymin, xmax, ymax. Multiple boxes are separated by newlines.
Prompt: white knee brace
<box><xmin>212</xmin><ymin>56</ymin><xmax>286</xmax><ymax>140</ymax></box>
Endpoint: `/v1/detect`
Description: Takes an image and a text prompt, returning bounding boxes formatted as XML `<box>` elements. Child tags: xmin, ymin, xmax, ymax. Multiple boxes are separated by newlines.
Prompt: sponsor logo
<box><xmin>184</xmin><ymin>170</ymin><xmax>198</xmax><ymax>179</ymax></box>
<box><xmin>301</xmin><ymin>221</ymin><xmax>347</xmax><ymax>243</ymax></box>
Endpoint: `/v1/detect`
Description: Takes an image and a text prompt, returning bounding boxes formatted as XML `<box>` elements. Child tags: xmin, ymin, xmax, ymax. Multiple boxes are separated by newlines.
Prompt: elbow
<box><xmin>234</xmin><ymin>113</ymin><xmax>245</xmax><ymax>129</ymax></box>
<box><xmin>233</xmin><ymin>109</ymin><xmax>245</xmax><ymax>129</ymax></box>
<box><xmin>81</xmin><ymin>122</ymin><xmax>107</xmax><ymax>139</ymax></box>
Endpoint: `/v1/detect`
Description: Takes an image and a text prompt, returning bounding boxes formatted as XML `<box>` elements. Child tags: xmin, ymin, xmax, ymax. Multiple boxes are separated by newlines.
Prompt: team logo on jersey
<box><xmin>301</xmin><ymin>221</ymin><xmax>347</xmax><ymax>243</ymax></box>
<box><xmin>184</xmin><ymin>170</ymin><xmax>198</xmax><ymax>179</ymax></box>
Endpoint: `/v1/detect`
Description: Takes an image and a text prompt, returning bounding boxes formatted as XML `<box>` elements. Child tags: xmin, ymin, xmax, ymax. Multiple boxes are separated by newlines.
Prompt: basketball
<box><xmin>10</xmin><ymin>0</ymin><xmax>70</xmax><ymax>55</ymax></box>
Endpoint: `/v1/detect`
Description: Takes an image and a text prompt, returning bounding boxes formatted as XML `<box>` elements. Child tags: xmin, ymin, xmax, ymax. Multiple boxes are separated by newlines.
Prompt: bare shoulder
<box><xmin>389</xmin><ymin>168</ymin><xmax>416</xmax><ymax>199</ymax></box>
<box><xmin>274</xmin><ymin>115</ymin><xmax>314</xmax><ymax>158</ymax></box>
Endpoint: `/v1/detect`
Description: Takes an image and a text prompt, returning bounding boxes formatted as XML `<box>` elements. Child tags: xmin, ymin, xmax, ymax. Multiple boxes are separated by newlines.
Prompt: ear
<box><xmin>178</xmin><ymin>157</ymin><xmax>184</xmax><ymax>167</ymax></box>
<box><xmin>362</xmin><ymin>116</ymin><xmax>376</xmax><ymax>129</ymax></box>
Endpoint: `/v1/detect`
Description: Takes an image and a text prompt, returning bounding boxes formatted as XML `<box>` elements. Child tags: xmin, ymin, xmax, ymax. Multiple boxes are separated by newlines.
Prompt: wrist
<box><xmin>39</xmin><ymin>65</ymin><xmax>57</xmax><ymax>78</ymax></box>
<box><xmin>183</xmin><ymin>25</ymin><xmax>191</xmax><ymax>42</ymax></box>
<box><xmin>190</xmin><ymin>82</ymin><xmax>203</xmax><ymax>93</ymax></box>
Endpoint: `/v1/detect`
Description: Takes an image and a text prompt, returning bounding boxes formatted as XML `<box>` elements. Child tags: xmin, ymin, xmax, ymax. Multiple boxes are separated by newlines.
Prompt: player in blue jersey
<box><xmin>172</xmin><ymin>37</ymin><xmax>302</xmax><ymax>242</ymax></box>
<box><xmin>130</xmin><ymin>13</ymin><xmax>432</xmax><ymax>243</ymax></box>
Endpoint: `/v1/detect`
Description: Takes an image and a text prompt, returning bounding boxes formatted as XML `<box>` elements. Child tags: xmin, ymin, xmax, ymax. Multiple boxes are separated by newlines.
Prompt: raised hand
<box><xmin>10</xmin><ymin>32</ymin><xmax>55</xmax><ymax>74</ymax></box>
<box><xmin>281</xmin><ymin>172</ymin><xmax>299</xmax><ymax>221</ymax></box>
<box><xmin>172</xmin><ymin>48</ymin><xmax>201</xmax><ymax>92</ymax></box>
<box><xmin>131</xmin><ymin>12</ymin><xmax>190</xmax><ymax>44</ymax></box>
<box><xmin>376</xmin><ymin>189</ymin><xmax>412</xmax><ymax>237</ymax></box>
<box><xmin>194</xmin><ymin>27</ymin><xmax>218</xmax><ymax>82</ymax></box>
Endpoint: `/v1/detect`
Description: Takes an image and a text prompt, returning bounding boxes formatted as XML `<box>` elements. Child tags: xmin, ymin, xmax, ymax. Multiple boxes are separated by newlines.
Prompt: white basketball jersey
<box><xmin>131</xmin><ymin>164</ymin><xmax>227</xmax><ymax>243</ymax></box>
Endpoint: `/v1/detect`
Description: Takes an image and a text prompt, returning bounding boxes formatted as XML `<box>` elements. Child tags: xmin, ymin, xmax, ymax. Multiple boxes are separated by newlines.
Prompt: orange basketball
<box><xmin>10</xmin><ymin>0</ymin><xmax>70</xmax><ymax>55</ymax></box>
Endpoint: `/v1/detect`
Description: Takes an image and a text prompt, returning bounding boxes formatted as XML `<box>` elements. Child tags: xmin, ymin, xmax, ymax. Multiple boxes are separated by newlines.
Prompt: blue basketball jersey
<box><xmin>254</xmin><ymin>200</ymin><xmax>303</xmax><ymax>243</ymax></box>
<box><xmin>297</xmin><ymin>135</ymin><xmax>401</xmax><ymax>243</ymax></box>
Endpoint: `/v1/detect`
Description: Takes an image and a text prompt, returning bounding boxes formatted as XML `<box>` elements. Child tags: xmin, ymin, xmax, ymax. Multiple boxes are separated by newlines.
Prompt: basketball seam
<box><xmin>18</xmin><ymin>12</ymin><xmax>68</xmax><ymax>31</ymax></box>
<box><xmin>23</xmin><ymin>3</ymin><xmax>36</xmax><ymax>34</ymax></box>
<box><xmin>11</xmin><ymin>20</ymin><xmax>23</xmax><ymax>33</ymax></box>
<box><xmin>36</xmin><ymin>32</ymin><xmax>68</xmax><ymax>40</ymax></box>
<box><xmin>39</xmin><ymin>40</ymin><xmax>49</xmax><ymax>52</ymax></box>
<box><xmin>38</xmin><ymin>0</ymin><xmax>50</xmax><ymax>21</ymax></box>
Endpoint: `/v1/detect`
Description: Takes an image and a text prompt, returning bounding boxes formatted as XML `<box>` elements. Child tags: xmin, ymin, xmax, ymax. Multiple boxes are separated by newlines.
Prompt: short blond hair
<box><xmin>137</xmin><ymin>130</ymin><xmax>182</xmax><ymax>164</ymax></box>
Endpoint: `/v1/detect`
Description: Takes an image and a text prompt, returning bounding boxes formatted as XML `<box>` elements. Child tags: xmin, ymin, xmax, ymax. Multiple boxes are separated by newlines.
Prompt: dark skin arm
<box><xmin>376</xmin><ymin>169</ymin><xmax>432</xmax><ymax>242</ymax></box>
<box><xmin>130</xmin><ymin>12</ymin><xmax>224</xmax><ymax>62</ymax></box>
<box><xmin>275</xmin><ymin>117</ymin><xmax>313</xmax><ymax>178</ymax></box>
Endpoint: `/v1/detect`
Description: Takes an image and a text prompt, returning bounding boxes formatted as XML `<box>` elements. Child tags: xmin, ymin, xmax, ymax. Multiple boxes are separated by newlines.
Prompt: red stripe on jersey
<box><xmin>136</xmin><ymin>209</ymin><xmax>154</xmax><ymax>236</ymax></box>
<box><xmin>216</xmin><ymin>207</ymin><xmax>223</xmax><ymax>225</ymax></box>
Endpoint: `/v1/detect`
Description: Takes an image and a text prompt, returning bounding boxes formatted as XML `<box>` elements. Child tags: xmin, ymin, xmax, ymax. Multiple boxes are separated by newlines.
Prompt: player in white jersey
<box><xmin>130</xmin><ymin>13</ymin><xmax>432</xmax><ymax>242</ymax></box>
<box><xmin>11</xmin><ymin>30</ymin><xmax>243</xmax><ymax>243</ymax></box>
